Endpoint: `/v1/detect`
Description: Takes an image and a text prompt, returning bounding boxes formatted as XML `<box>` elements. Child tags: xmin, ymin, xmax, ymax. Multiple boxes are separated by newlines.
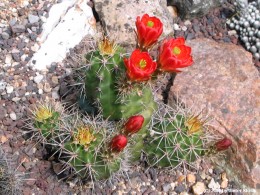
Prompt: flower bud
<box><xmin>215</xmin><ymin>138</ymin><xmax>232</xmax><ymax>151</ymax></box>
<box><xmin>124</xmin><ymin>115</ymin><xmax>144</xmax><ymax>135</ymax></box>
<box><xmin>110</xmin><ymin>135</ymin><xmax>128</xmax><ymax>152</ymax></box>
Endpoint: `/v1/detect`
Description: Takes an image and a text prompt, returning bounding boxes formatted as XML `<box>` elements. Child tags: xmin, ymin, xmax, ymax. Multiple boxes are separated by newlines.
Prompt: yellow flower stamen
<box><xmin>138</xmin><ymin>59</ymin><xmax>147</xmax><ymax>69</ymax></box>
<box><xmin>35</xmin><ymin>106</ymin><xmax>53</xmax><ymax>122</ymax></box>
<box><xmin>185</xmin><ymin>115</ymin><xmax>203</xmax><ymax>135</ymax></box>
<box><xmin>147</xmin><ymin>20</ymin><xmax>154</xmax><ymax>27</ymax></box>
<box><xmin>172</xmin><ymin>46</ymin><xmax>181</xmax><ymax>56</ymax></box>
<box><xmin>74</xmin><ymin>126</ymin><xmax>95</xmax><ymax>149</ymax></box>
<box><xmin>98</xmin><ymin>37</ymin><xmax>117</xmax><ymax>56</ymax></box>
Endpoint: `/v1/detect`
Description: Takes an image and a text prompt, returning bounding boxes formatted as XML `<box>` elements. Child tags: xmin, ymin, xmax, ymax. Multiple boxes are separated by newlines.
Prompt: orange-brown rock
<box><xmin>169</xmin><ymin>38</ymin><xmax>260</xmax><ymax>188</ymax></box>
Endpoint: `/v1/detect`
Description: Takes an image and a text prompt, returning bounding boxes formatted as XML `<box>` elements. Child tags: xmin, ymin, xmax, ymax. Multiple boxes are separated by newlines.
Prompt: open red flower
<box><xmin>124</xmin><ymin>49</ymin><xmax>157</xmax><ymax>82</ymax></box>
<box><xmin>124</xmin><ymin>115</ymin><xmax>144</xmax><ymax>135</ymax></box>
<box><xmin>158</xmin><ymin>37</ymin><xmax>193</xmax><ymax>72</ymax></box>
<box><xmin>215</xmin><ymin>138</ymin><xmax>232</xmax><ymax>151</ymax></box>
<box><xmin>110</xmin><ymin>135</ymin><xmax>128</xmax><ymax>152</ymax></box>
<box><xmin>136</xmin><ymin>14</ymin><xmax>163</xmax><ymax>50</ymax></box>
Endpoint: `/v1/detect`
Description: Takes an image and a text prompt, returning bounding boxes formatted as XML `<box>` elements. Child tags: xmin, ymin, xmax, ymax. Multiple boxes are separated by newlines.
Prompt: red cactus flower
<box><xmin>124</xmin><ymin>115</ymin><xmax>144</xmax><ymax>135</ymax></box>
<box><xmin>158</xmin><ymin>37</ymin><xmax>193</xmax><ymax>73</ymax></box>
<box><xmin>124</xmin><ymin>49</ymin><xmax>157</xmax><ymax>82</ymax></box>
<box><xmin>110</xmin><ymin>135</ymin><xmax>128</xmax><ymax>152</ymax></box>
<box><xmin>136</xmin><ymin>14</ymin><xmax>163</xmax><ymax>50</ymax></box>
<box><xmin>215</xmin><ymin>138</ymin><xmax>232</xmax><ymax>151</ymax></box>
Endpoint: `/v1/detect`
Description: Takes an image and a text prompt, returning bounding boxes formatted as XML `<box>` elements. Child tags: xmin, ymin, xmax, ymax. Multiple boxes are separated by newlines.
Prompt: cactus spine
<box><xmin>145</xmin><ymin>103</ymin><xmax>206</xmax><ymax>168</ymax></box>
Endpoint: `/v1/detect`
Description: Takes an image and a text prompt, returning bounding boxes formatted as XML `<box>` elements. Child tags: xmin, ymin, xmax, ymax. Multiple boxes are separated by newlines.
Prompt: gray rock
<box><xmin>162</xmin><ymin>183</ymin><xmax>172</xmax><ymax>192</ymax></box>
<box><xmin>1</xmin><ymin>32</ymin><xmax>10</xmax><ymax>40</ymax></box>
<box><xmin>0</xmin><ymin>81</ymin><xmax>7</xmax><ymax>90</ymax></box>
<box><xmin>11</xmin><ymin>25</ymin><xmax>26</xmax><ymax>33</ymax></box>
<box><xmin>28</xmin><ymin>14</ymin><xmax>39</xmax><ymax>24</ymax></box>
<box><xmin>167</xmin><ymin>0</ymin><xmax>223</xmax><ymax>19</ymax></box>
<box><xmin>9</xmin><ymin>18</ymin><xmax>17</xmax><ymax>26</ymax></box>
<box><xmin>94</xmin><ymin>0</ymin><xmax>174</xmax><ymax>48</ymax></box>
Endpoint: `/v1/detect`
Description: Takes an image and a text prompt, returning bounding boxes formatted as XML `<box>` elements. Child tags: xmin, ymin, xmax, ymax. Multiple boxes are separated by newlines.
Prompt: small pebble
<box><xmin>208</xmin><ymin>178</ymin><xmax>220</xmax><ymax>190</ymax></box>
<box><xmin>5</xmin><ymin>54</ymin><xmax>12</xmax><ymax>64</ymax></box>
<box><xmin>28</xmin><ymin>14</ymin><xmax>39</xmax><ymax>24</ymax></box>
<box><xmin>6</xmin><ymin>85</ymin><xmax>14</xmax><ymax>93</ymax></box>
<box><xmin>33</xmin><ymin>74</ymin><xmax>44</xmax><ymax>84</ymax></box>
<box><xmin>43</xmin><ymin>82</ymin><xmax>52</xmax><ymax>93</ymax></box>
<box><xmin>1</xmin><ymin>32</ymin><xmax>10</xmax><ymax>39</ymax></box>
<box><xmin>173</xmin><ymin>23</ymin><xmax>181</xmax><ymax>31</ymax></box>
<box><xmin>10</xmin><ymin>112</ymin><xmax>17</xmax><ymax>120</ymax></box>
<box><xmin>192</xmin><ymin>182</ymin><xmax>205</xmax><ymax>195</ymax></box>
<box><xmin>187</xmin><ymin>174</ymin><xmax>196</xmax><ymax>184</ymax></box>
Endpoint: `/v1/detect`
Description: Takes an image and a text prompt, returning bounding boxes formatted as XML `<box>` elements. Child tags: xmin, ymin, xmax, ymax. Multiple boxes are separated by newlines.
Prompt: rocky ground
<box><xmin>0</xmin><ymin>0</ymin><xmax>258</xmax><ymax>194</ymax></box>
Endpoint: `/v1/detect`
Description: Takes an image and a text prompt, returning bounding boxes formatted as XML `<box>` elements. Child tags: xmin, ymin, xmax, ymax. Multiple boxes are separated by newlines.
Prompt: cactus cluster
<box><xmin>227</xmin><ymin>0</ymin><xmax>260</xmax><ymax>60</ymax></box>
<box><xmin>27</xmin><ymin>13</ymin><xmax>232</xmax><ymax>183</ymax></box>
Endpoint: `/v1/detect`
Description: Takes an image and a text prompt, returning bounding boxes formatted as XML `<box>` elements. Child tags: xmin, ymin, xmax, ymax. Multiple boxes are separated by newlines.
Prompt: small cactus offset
<box><xmin>29</xmin><ymin>100</ymin><xmax>64</xmax><ymax>144</ymax></box>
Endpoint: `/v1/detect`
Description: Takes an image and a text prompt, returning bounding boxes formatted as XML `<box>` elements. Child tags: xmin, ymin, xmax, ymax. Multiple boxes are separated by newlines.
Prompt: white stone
<box><xmin>173</xmin><ymin>23</ymin><xmax>181</xmax><ymax>30</ymax></box>
<box><xmin>12</xmin><ymin>97</ymin><xmax>21</xmax><ymax>102</ymax></box>
<box><xmin>181</xmin><ymin>26</ymin><xmax>188</xmax><ymax>31</ymax></box>
<box><xmin>208</xmin><ymin>178</ymin><xmax>220</xmax><ymax>190</ymax></box>
<box><xmin>5</xmin><ymin>54</ymin><xmax>12</xmax><ymax>64</ymax></box>
<box><xmin>39</xmin><ymin>0</ymin><xmax>78</xmax><ymax>43</ymax></box>
<box><xmin>52</xmin><ymin>90</ymin><xmax>60</xmax><ymax>100</ymax></box>
<box><xmin>40</xmin><ymin>16</ymin><xmax>47</xmax><ymax>23</ymax></box>
<box><xmin>228</xmin><ymin>30</ymin><xmax>237</xmax><ymax>36</ymax></box>
<box><xmin>31</xmin><ymin>43</ymin><xmax>40</xmax><ymax>52</ymax></box>
<box><xmin>184</xmin><ymin>20</ymin><xmax>192</xmax><ymax>26</ymax></box>
<box><xmin>192</xmin><ymin>182</ymin><xmax>205</xmax><ymax>195</ymax></box>
<box><xmin>29</xmin><ymin>0</ymin><xmax>95</xmax><ymax>70</ymax></box>
<box><xmin>6</xmin><ymin>85</ymin><xmax>14</xmax><ymax>93</ymax></box>
<box><xmin>21</xmin><ymin>54</ymin><xmax>27</xmax><ymax>61</ymax></box>
<box><xmin>38</xmin><ymin>89</ymin><xmax>43</xmax><ymax>94</ymax></box>
<box><xmin>28</xmin><ymin>14</ymin><xmax>39</xmax><ymax>24</ymax></box>
<box><xmin>10</xmin><ymin>112</ymin><xmax>17</xmax><ymax>120</ymax></box>
<box><xmin>33</xmin><ymin>74</ymin><xmax>44</xmax><ymax>84</ymax></box>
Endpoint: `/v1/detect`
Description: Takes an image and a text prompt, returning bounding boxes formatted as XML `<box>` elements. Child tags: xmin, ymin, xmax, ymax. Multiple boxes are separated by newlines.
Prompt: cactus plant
<box><xmin>0</xmin><ymin>146</ymin><xmax>21</xmax><ymax>195</ymax></box>
<box><xmin>25</xmin><ymin>13</ymin><xmax>232</xmax><ymax>185</ymax></box>
<box><xmin>145</xmin><ymin>103</ymin><xmax>208</xmax><ymax>168</ymax></box>
<box><xmin>29</xmin><ymin>102</ymin><xmax>129</xmax><ymax>181</ymax></box>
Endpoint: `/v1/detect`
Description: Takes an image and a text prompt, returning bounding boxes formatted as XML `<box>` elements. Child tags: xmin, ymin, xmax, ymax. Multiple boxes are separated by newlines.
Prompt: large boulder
<box><xmin>169</xmin><ymin>38</ymin><xmax>260</xmax><ymax>188</ymax></box>
<box><xmin>93</xmin><ymin>0</ymin><xmax>174</xmax><ymax>48</ymax></box>
<box><xmin>167</xmin><ymin>0</ymin><xmax>223</xmax><ymax>19</ymax></box>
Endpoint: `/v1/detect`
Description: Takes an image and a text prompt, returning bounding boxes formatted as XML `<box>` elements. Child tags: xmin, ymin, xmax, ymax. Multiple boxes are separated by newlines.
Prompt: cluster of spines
<box><xmin>0</xmin><ymin>146</ymin><xmax>21</xmax><ymax>195</ymax></box>
<box><xmin>28</xmin><ymin>101</ymin><xmax>129</xmax><ymax>181</ymax></box>
<box><xmin>144</xmin><ymin>102</ymin><xmax>210</xmax><ymax>169</ymax></box>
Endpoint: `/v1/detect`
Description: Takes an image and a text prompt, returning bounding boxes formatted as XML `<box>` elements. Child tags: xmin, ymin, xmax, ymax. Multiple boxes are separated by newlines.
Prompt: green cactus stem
<box><xmin>145</xmin><ymin>106</ymin><xmax>206</xmax><ymax>168</ymax></box>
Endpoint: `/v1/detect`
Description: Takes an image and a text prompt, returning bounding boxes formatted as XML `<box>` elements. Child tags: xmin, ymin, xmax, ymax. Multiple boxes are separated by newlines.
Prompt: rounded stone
<box><xmin>10</xmin><ymin>112</ymin><xmax>17</xmax><ymax>120</ymax></box>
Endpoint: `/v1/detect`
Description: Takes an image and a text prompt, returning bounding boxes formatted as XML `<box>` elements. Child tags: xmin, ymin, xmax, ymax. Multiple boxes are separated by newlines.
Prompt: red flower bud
<box><xmin>215</xmin><ymin>138</ymin><xmax>232</xmax><ymax>151</ymax></box>
<box><xmin>135</xmin><ymin>14</ymin><xmax>163</xmax><ymax>50</ymax></box>
<box><xmin>158</xmin><ymin>37</ymin><xmax>193</xmax><ymax>73</ymax></box>
<box><xmin>110</xmin><ymin>135</ymin><xmax>128</xmax><ymax>152</ymax></box>
<box><xmin>124</xmin><ymin>49</ymin><xmax>157</xmax><ymax>82</ymax></box>
<box><xmin>124</xmin><ymin>115</ymin><xmax>144</xmax><ymax>135</ymax></box>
